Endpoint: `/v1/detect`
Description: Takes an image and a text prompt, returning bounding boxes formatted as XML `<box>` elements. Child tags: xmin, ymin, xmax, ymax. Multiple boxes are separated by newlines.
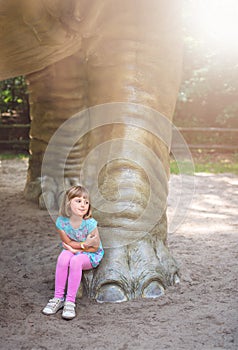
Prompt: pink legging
<box><xmin>54</xmin><ymin>250</ymin><xmax>92</xmax><ymax>303</ymax></box>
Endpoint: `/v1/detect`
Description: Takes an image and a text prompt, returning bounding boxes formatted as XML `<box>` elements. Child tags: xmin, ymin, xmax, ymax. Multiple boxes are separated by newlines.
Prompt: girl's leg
<box><xmin>54</xmin><ymin>250</ymin><xmax>74</xmax><ymax>300</ymax></box>
<box><xmin>66</xmin><ymin>254</ymin><xmax>92</xmax><ymax>303</ymax></box>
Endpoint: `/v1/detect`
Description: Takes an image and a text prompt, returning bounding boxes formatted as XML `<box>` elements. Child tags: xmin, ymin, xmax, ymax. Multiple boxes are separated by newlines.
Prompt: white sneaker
<box><xmin>62</xmin><ymin>301</ymin><xmax>76</xmax><ymax>320</ymax></box>
<box><xmin>42</xmin><ymin>297</ymin><xmax>64</xmax><ymax>315</ymax></box>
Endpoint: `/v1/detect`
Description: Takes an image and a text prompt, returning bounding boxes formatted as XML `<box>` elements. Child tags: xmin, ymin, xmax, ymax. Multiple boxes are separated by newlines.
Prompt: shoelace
<box><xmin>64</xmin><ymin>303</ymin><xmax>75</xmax><ymax>311</ymax></box>
<box><xmin>47</xmin><ymin>298</ymin><xmax>61</xmax><ymax>308</ymax></box>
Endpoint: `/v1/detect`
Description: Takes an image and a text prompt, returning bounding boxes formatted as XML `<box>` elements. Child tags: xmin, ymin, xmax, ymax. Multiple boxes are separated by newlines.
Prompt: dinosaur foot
<box><xmin>83</xmin><ymin>234</ymin><xmax>179</xmax><ymax>303</ymax></box>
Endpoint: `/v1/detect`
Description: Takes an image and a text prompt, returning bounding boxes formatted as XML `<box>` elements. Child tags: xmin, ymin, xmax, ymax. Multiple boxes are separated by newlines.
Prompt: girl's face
<box><xmin>70</xmin><ymin>196</ymin><xmax>89</xmax><ymax>218</ymax></box>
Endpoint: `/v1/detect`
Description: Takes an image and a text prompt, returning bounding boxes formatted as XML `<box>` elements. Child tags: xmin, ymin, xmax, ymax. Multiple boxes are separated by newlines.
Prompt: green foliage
<box><xmin>174</xmin><ymin>1</ymin><xmax>238</xmax><ymax>128</ymax></box>
<box><xmin>0</xmin><ymin>76</ymin><xmax>29</xmax><ymax>115</ymax></box>
<box><xmin>194</xmin><ymin>161</ymin><xmax>238</xmax><ymax>174</ymax></box>
<box><xmin>175</xmin><ymin>48</ymin><xmax>238</xmax><ymax>128</ymax></box>
<box><xmin>0</xmin><ymin>153</ymin><xmax>29</xmax><ymax>160</ymax></box>
<box><xmin>170</xmin><ymin>158</ymin><xmax>238</xmax><ymax>175</ymax></box>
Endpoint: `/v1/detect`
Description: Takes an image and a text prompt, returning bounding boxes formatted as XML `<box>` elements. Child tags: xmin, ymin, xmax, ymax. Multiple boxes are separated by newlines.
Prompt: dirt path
<box><xmin>0</xmin><ymin>159</ymin><xmax>237</xmax><ymax>350</ymax></box>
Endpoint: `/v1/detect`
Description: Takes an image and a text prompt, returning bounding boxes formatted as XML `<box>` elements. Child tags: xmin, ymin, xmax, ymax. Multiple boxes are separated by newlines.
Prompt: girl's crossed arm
<box><xmin>57</xmin><ymin>228</ymin><xmax>100</xmax><ymax>253</ymax></box>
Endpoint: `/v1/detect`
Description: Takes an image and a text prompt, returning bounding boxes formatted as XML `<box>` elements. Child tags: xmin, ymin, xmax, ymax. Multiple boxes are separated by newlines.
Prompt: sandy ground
<box><xmin>0</xmin><ymin>158</ymin><xmax>237</xmax><ymax>350</ymax></box>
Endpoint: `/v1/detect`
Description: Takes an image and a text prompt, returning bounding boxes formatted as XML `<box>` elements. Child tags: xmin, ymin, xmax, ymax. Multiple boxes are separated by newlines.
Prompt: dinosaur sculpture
<box><xmin>0</xmin><ymin>0</ymin><xmax>183</xmax><ymax>302</ymax></box>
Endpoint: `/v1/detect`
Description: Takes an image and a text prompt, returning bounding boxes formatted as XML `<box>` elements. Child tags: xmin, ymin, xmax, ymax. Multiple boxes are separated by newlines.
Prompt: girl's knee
<box><xmin>57</xmin><ymin>250</ymin><xmax>72</xmax><ymax>267</ymax></box>
<box><xmin>69</xmin><ymin>255</ymin><xmax>83</xmax><ymax>270</ymax></box>
<box><xmin>70</xmin><ymin>254</ymin><xmax>92</xmax><ymax>270</ymax></box>
<box><xmin>69</xmin><ymin>254</ymin><xmax>88</xmax><ymax>269</ymax></box>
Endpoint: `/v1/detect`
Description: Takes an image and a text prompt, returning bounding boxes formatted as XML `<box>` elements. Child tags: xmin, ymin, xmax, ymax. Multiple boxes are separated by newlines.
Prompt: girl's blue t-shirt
<box><xmin>56</xmin><ymin>216</ymin><xmax>104</xmax><ymax>267</ymax></box>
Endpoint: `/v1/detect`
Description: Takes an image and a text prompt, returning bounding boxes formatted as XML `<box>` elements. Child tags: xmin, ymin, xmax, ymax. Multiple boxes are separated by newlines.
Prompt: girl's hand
<box><xmin>62</xmin><ymin>242</ymin><xmax>79</xmax><ymax>254</ymax></box>
<box><xmin>84</xmin><ymin>231</ymin><xmax>100</xmax><ymax>248</ymax></box>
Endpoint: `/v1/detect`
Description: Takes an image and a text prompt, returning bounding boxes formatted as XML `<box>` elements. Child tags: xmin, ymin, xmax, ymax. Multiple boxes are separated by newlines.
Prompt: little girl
<box><xmin>42</xmin><ymin>185</ymin><xmax>104</xmax><ymax>320</ymax></box>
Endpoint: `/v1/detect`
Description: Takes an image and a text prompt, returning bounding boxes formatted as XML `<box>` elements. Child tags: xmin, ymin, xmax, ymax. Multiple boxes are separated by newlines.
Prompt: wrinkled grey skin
<box><xmin>0</xmin><ymin>0</ymin><xmax>182</xmax><ymax>302</ymax></box>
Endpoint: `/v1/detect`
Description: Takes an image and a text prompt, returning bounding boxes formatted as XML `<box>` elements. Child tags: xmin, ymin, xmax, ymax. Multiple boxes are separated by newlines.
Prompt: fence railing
<box><xmin>0</xmin><ymin>124</ymin><xmax>30</xmax><ymax>151</ymax></box>
<box><xmin>0</xmin><ymin>124</ymin><xmax>237</xmax><ymax>152</ymax></box>
<box><xmin>172</xmin><ymin>127</ymin><xmax>238</xmax><ymax>150</ymax></box>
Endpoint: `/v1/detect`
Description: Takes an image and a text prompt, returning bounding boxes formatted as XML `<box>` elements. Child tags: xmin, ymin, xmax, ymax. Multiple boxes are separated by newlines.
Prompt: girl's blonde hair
<box><xmin>59</xmin><ymin>185</ymin><xmax>92</xmax><ymax>219</ymax></box>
